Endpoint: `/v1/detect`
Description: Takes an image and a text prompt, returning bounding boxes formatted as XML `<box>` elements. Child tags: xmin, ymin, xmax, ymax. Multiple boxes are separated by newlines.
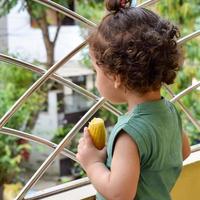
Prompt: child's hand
<box><xmin>76</xmin><ymin>127</ymin><xmax>107</xmax><ymax>172</ymax></box>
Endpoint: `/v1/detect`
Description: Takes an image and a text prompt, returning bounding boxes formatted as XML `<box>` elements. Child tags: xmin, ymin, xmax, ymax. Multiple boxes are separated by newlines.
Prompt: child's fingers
<box><xmin>84</xmin><ymin>127</ymin><xmax>94</xmax><ymax>145</ymax></box>
<box><xmin>78</xmin><ymin>137</ymin><xmax>84</xmax><ymax>145</ymax></box>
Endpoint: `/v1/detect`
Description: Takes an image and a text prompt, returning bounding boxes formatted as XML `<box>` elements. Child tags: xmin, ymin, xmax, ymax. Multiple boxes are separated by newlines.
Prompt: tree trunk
<box><xmin>0</xmin><ymin>184</ymin><xmax>3</xmax><ymax>200</ymax></box>
<box><xmin>46</xmin><ymin>41</ymin><xmax>54</xmax><ymax>68</ymax></box>
<box><xmin>38</xmin><ymin>16</ymin><xmax>55</xmax><ymax>68</ymax></box>
<box><xmin>26</xmin><ymin>4</ymin><xmax>62</xmax><ymax>68</ymax></box>
<box><xmin>37</xmin><ymin>12</ymin><xmax>62</xmax><ymax>68</ymax></box>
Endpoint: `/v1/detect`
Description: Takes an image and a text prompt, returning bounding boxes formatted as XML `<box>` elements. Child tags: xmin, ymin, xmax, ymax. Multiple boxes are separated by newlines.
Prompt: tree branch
<box><xmin>53</xmin><ymin>13</ymin><xmax>62</xmax><ymax>45</ymax></box>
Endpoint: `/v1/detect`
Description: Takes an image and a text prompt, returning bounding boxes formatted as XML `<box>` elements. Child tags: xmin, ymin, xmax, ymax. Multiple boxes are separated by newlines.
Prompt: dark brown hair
<box><xmin>88</xmin><ymin>0</ymin><xmax>183</xmax><ymax>94</ymax></box>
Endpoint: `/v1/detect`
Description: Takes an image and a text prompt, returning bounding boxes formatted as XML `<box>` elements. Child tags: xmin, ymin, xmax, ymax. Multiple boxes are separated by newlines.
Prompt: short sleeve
<box><xmin>108</xmin><ymin>120</ymin><xmax>151</xmax><ymax>169</ymax></box>
<box><xmin>122</xmin><ymin>123</ymin><xmax>151</xmax><ymax>168</ymax></box>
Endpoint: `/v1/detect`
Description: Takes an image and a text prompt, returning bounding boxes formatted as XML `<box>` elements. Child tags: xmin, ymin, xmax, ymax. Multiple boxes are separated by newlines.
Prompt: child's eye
<box><xmin>92</xmin><ymin>69</ymin><xmax>96</xmax><ymax>73</ymax></box>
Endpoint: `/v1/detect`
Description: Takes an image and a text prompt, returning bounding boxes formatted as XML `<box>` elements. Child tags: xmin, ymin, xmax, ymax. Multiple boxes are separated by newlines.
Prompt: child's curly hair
<box><xmin>88</xmin><ymin>0</ymin><xmax>183</xmax><ymax>94</ymax></box>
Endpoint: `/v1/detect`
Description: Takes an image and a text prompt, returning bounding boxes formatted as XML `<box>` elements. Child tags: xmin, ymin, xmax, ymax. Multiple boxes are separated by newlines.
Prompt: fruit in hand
<box><xmin>88</xmin><ymin>118</ymin><xmax>106</xmax><ymax>150</ymax></box>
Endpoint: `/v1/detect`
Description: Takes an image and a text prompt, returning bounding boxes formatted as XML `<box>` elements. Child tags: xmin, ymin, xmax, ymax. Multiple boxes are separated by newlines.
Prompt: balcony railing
<box><xmin>22</xmin><ymin>145</ymin><xmax>200</xmax><ymax>200</ymax></box>
<box><xmin>0</xmin><ymin>0</ymin><xmax>200</xmax><ymax>200</ymax></box>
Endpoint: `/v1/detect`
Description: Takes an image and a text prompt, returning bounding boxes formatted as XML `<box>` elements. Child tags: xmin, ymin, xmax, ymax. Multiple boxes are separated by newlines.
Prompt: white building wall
<box><xmin>7</xmin><ymin>2</ymin><xmax>84</xmax><ymax>63</ymax></box>
<box><xmin>0</xmin><ymin>16</ymin><xmax>8</xmax><ymax>53</ymax></box>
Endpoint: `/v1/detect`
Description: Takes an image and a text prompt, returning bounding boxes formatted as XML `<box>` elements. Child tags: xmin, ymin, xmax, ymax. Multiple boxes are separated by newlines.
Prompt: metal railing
<box><xmin>0</xmin><ymin>0</ymin><xmax>199</xmax><ymax>199</ymax></box>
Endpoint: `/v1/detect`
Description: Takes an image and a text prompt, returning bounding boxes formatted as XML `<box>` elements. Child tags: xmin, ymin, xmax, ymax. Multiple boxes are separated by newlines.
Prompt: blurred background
<box><xmin>0</xmin><ymin>0</ymin><xmax>199</xmax><ymax>199</ymax></box>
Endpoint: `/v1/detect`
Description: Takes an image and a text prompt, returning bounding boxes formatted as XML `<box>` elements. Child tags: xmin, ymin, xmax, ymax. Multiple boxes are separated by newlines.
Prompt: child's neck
<box><xmin>127</xmin><ymin>90</ymin><xmax>161</xmax><ymax>112</ymax></box>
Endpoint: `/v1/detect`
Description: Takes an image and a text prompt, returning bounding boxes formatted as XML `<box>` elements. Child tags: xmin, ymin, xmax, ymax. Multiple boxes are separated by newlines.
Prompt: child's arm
<box><xmin>76</xmin><ymin>128</ymin><xmax>140</xmax><ymax>200</ymax></box>
<box><xmin>182</xmin><ymin>132</ymin><xmax>191</xmax><ymax>160</ymax></box>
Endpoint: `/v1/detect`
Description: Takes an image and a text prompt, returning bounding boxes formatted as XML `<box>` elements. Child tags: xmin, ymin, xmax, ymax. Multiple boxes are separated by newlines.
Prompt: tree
<box><xmin>157</xmin><ymin>0</ymin><xmax>200</xmax><ymax>144</ymax></box>
<box><xmin>0</xmin><ymin>0</ymin><xmax>106</xmax><ymax>67</ymax></box>
<box><xmin>0</xmin><ymin>0</ymin><xmax>71</xmax><ymax>67</ymax></box>
<box><xmin>157</xmin><ymin>0</ymin><xmax>200</xmax><ymax>61</ymax></box>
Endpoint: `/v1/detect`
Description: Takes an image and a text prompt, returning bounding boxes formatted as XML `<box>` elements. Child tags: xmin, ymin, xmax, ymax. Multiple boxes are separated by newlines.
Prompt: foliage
<box><xmin>71</xmin><ymin>162</ymin><xmax>86</xmax><ymax>179</ymax></box>
<box><xmin>157</xmin><ymin>0</ymin><xmax>200</xmax><ymax>61</ymax></box>
<box><xmin>0</xmin><ymin>0</ymin><xmax>18</xmax><ymax>16</ymax></box>
<box><xmin>52</xmin><ymin>123</ymin><xmax>87</xmax><ymax>179</ymax></box>
<box><xmin>0</xmin><ymin>137</ymin><xmax>24</xmax><ymax>185</ymax></box>
<box><xmin>0</xmin><ymin>62</ymin><xmax>45</xmax><ymax>130</ymax></box>
<box><xmin>157</xmin><ymin>0</ymin><xmax>200</xmax><ymax>144</ymax></box>
<box><xmin>169</xmin><ymin>65</ymin><xmax>200</xmax><ymax>145</ymax></box>
<box><xmin>0</xmin><ymin>61</ymin><xmax>45</xmax><ymax>184</ymax></box>
<box><xmin>157</xmin><ymin>0</ymin><xmax>200</xmax><ymax>29</ymax></box>
<box><xmin>24</xmin><ymin>0</ymin><xmax>69</xmax><ymax>20</ymax></box>
<box><xmin>52</xmin><ymin>123</ymin><xmax>82</xmax><ymax>153</ymax></box>
<box><xmin>0</xmin><ymin>0</ymin><xmax>71</xmax><ymax>67</ymax></box>
<box><xmin>76</xmin><ymin>0</ymin><xmax>104</xmax><ymax>24</ymax></box>
<box><xmin>51</xmin><ymin>123</ymin><xmax>75</xmax><ymax>144</ymax></box>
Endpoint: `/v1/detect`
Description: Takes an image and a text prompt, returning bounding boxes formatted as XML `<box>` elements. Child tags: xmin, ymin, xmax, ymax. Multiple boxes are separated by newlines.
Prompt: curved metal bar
<box><xmin>164</xmin><ymin>84</ymin><xmax>200</xmax><ymax>131</ymax></box>
<box><xmin>32</xmin><ymin>0</ymin><xmax>96</xmax><ymax>28</ymax></box>
<box><xmin>0</xmin><ymin>0</ymin><xmax>197</xmax><ymax>198</ymax></box>
<box><xmin>24</xmin><ymin>144</ymin><xmax>200</xmax><ymax>200</ymax></box>
<box><xmin>178</xmin><ymin>30</ymin><xmax>200</xmax><ymax>45</ymax></box>
<box><xmin>15</xmin><ymin>97</ymin><xmax>106</xmax><ymax>200</ymax></box>
<box><xmin>191</xmin><ymin>144</ymin><xmax>200</xmax><ymax>153</ymax></box>
<box><xmin>0</xmin><ymin>53</ymin><xmax>122</xmax><ymax>117</ymax></box>
<box><xmin>0</xmin><ymin>41</ymin><xmax>88</xmax><ymax>128</ymax></box>
<box><xmin>24</xmin><ymin>177</ymin><xmax>91</xmax><ymax>200</ymax></box>
<box><xmin>137</xmin><ymin>0</ymin><xmax>160</xmax><ymax>7</ymax></box>
<box><xmin>33</xmin><ymin>0</ymin><xmax>161</xmax><ymax>29</ymax></box>
<box><xmin>0</xmin><ymin>127</ymin><xmax>78</xmax><ymax>163</ymax></box>
<box><xmin>167</xmin><ymin>30</ymin><xmax>200</xmax><ymax>103</ymax></box>
<box><xmin>170</xmin><ymin>80</ymin><xmax>200</xmax><ymax>103</ymax></box>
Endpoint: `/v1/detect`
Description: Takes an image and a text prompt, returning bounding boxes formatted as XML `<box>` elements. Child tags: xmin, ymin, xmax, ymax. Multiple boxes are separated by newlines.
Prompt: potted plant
<box><xmin>0</xmin><ymin>135</ymin><xmax>25</xmax><ymax>199</ymax></box>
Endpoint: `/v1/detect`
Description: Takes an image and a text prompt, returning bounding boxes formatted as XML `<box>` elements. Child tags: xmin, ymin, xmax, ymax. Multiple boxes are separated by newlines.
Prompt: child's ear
<box><xmin>114</xmin><ymin>75</ymin><xmax>122</xmax><ymax>89</ymax></box>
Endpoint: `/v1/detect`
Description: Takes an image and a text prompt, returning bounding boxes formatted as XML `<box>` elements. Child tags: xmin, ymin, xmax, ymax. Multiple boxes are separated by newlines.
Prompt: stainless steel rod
<box><xmin>33</xmin><ymin>0</ymin><xmax>161</xmax><ymax>30</ymax></box>
<box><xmin>24</xmin><ymin>142</ymin><xmax>200</xmax><ymax>200</ymax></box>
<box><xmin>1</xmin><ymin>3</ymin><xmax>197</xmax><ymax>128</ymax></box>
<box><xmin>0</xmin><ymin>53</ymin><xmax>122</xmax><ymax>117</ymax></box>
<box><xmin>170</xmin><ymin>80</ymin><xmax>200</xmax><ymax>103</ymax></box>
<box><xmin>137</xmin><ymin>0</ymin><xmax>160</xmax><ymax>7</ymax></box>
<box><xmin>0</xmin><ymin>41</ymin><xmax>88</xmax><ymax>128</ymax></box>
<box><xmin>168</xmin><ymin>30</ymin><xmax>200</xmax><ymax>102</ymax></box>
<box><xmin>164</xmin><ymin>85</ymin><xmax>200</xmax><ymax>131</ymax></box>
<box><xmin>178</xmin><ymin>30</ymin><xmax>200</xmax><ymax>45</ymax></box>
<box><xmin>0</xmin><ymin>0</ymin><xmax>197</xmax><ymax>198</ymax></box>
<box><xmin>191</xmin><ymin>143</ymin><xmax>200</xmax><ymax>153</ymax></box>
<box><xmin>15</xmin><ymin>97</ymin><xmax>106</xmax><ymax>200</ymax></box>
<box><xmin>32</xmin><ymin>0</ymin><xmax>96</xmax><ymax>28</ymax></box>
<box><xmin>0</xmin><ymin>127</ymin><xmax>77</xmax><ymax>162</ymax></box>
<box><xmin>24</xmin><ymin>177</ymin><xmax>90</xmax><ymax>200</ymax></box>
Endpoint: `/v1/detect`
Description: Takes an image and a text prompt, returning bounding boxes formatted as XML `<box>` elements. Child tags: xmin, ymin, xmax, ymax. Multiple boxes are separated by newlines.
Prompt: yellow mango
<box><xmin>88</xmin><ymin>118</ymin><xmax>106</xmax><ymax>150</ymax></box>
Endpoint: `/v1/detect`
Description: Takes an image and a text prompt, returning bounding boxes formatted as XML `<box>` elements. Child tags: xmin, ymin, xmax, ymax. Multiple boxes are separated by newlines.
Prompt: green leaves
<box><xmin>76</xmin><ymin>0</ymin><xmax>104</xmax><ymax>24</ymax></box>
<box><xmin>157</xmin><ymin>1</ymin><xmax>200</xmax><ymax>145</ymax></box>
<box><xmin>172</xmin><ymin>65</ymin><xmax>200</xmax><ymax>145</ymax></box>
<box><xmin>0</xmin><ymin>0</ymin><xmax>18</xmax><ymax>17</ymax></box>
<box><xmin>0</xmin><ymin>60</ymin><xmax>45</xmax><ymax>184</ymax></box>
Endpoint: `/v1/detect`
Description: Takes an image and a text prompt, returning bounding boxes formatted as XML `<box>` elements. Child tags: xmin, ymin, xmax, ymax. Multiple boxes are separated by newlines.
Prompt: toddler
<box><xmin>76</xmin><ymin>0</ymin><xmax>191</xmax><ymax>199</ymax></box>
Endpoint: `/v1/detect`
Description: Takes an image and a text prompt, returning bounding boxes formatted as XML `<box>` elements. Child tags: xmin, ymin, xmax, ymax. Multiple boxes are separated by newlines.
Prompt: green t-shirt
<box><xmin>96</xmin><ymin>98</ymin><xmax>183</xmax><ymax>200</ymax></box>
